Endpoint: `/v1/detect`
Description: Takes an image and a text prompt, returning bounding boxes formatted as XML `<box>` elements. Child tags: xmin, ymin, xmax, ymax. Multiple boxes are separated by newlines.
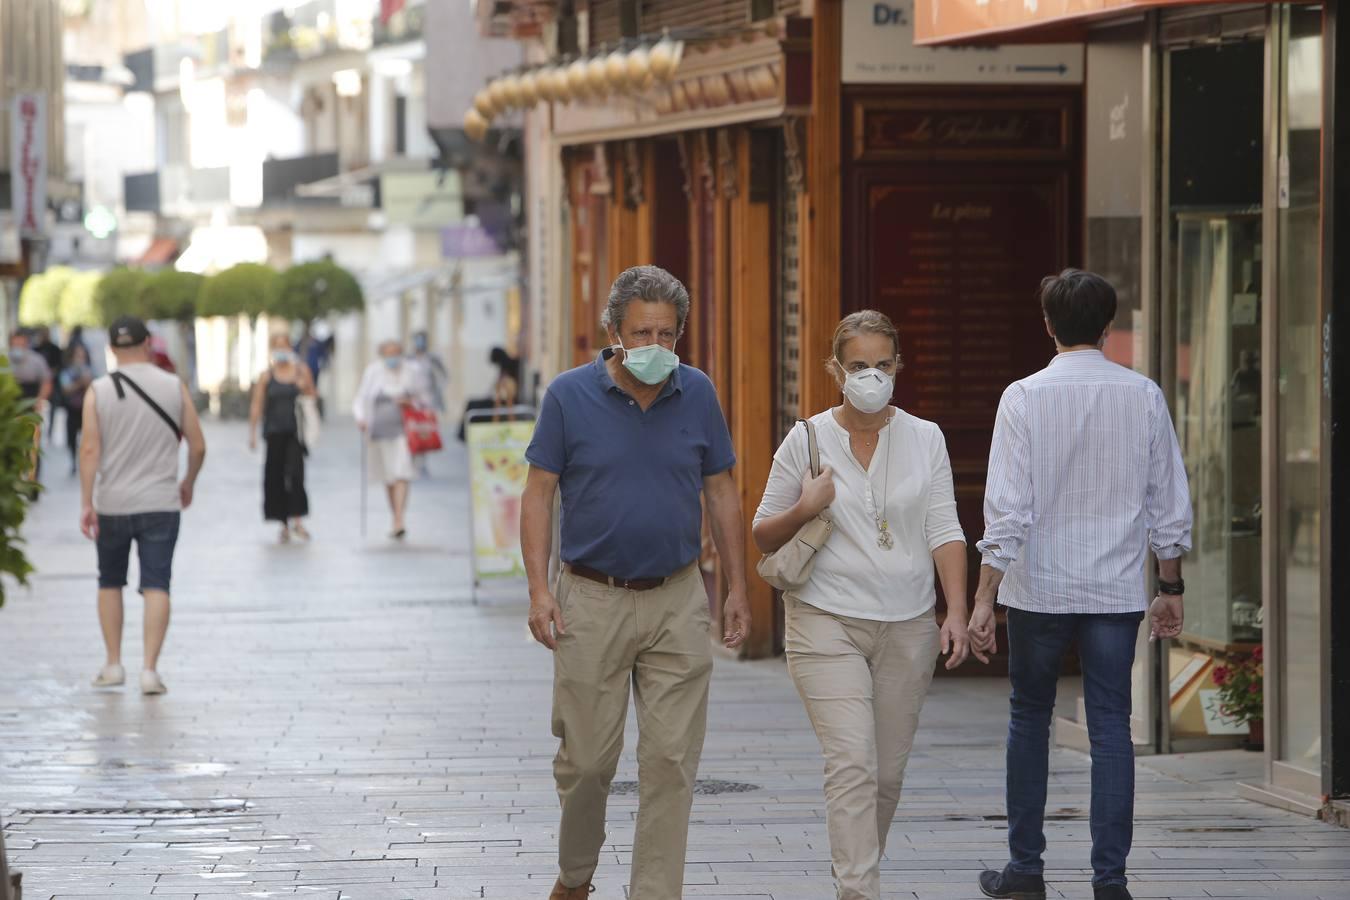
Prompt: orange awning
<box><xmin>914</xmin><ymin>1</ymin><xmax>1273</xmax><ymax>45</ymax></box>
<box><xmin>135</xmin><ymin>237</ymin><xmax>179</xmax><ymax>267</ymax></box>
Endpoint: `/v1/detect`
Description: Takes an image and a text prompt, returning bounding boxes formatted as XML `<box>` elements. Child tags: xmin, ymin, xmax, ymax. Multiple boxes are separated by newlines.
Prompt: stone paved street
<box><xmin>1</xmin><ymin>419</ymin><xmax>1347</xmax><ymax>899</ymax></box>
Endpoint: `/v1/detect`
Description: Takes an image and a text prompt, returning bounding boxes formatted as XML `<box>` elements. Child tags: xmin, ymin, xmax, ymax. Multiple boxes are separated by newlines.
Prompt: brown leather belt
<box><xmin>567</xmin><ymin>563</ymin><xmax>671</xmax><ymax>592</ymax></box>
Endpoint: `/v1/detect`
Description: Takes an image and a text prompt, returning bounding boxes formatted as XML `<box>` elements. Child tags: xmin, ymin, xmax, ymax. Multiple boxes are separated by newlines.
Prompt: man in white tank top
<box><xmin>78</xmin><ymin>317</ymin><xmax>207</xmax><ymax>696</ymax></box>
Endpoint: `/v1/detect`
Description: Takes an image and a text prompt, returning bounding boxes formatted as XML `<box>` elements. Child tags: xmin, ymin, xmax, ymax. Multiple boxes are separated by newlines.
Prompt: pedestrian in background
<box><xmin>33</xmin><ymin>326</ymin><xmax>64</xmax><ymax>445</ymax></box>
<box><xmin>407</xmin><ymin>331</ymin><xmax>448</xmax><ymax>478</ymax></box>
<box><xmin>296</xmin><ymin>322</ymin><xmax>334</xmax><ymax>417</ymax></box>
<box><xmin>59</xmin><ymin>344</ymin><xmax>94</xmax><ymax>475</ymax></box>
<box><xmin>521</xmin><ymin>265</ymin><xmax>752</xmax><ymax>900</ymax></box>
<box><xmin>79</xmin><ymin>316</ymin><xmax>207</xmax><ymax>697</ymax></box>
<box><xmin>970</xmin><ymin>270</ymin><xmax>1192</xmax><ymax>900</ymax></box>
<box><xmin>353</xmin><ymin>340</ymin><xmax>425</xmax><ymax>539</ymax></box>
<box><xmin>9</xmin><ymin>329</ymin><xmax>52</xmax><ymax>490</ymax></box>
<box><xmin>752</xmin><ymin>310</ymin><xmax>971</xmax><ymax>900</ymax></box>
<box><xmin>249</xmin><ymin>333</ymin><xmax>316</xmax><ymax>543</ymax></box>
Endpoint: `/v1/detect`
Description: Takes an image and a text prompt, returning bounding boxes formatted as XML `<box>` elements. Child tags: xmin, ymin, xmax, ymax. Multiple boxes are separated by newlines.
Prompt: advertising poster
<box><xmin>466</xmin><ymin>418</ymin><xmax>534</xmax><ymax>580</ymax></box>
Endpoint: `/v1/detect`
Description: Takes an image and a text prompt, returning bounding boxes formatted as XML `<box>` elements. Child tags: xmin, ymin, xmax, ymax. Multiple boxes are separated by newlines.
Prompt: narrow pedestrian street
<box><xmin>1</xmin><ymin>419</ymin><xmax>1347</xmax><ymax>900</ymax></box>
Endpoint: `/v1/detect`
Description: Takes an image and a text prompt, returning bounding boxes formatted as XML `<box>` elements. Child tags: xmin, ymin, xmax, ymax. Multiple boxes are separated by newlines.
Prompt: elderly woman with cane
<box><xmin>353</xmin><ymin>340</ymin><xmax>429</xmax><ymax>539</ymax></box>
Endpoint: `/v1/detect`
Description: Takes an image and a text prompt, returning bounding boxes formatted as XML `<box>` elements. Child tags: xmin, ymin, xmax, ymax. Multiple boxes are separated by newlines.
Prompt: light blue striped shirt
<box><xmin>977</xmin><ymin>350</ymin><xmax>1192</xmax><ymax>614</ymax></box>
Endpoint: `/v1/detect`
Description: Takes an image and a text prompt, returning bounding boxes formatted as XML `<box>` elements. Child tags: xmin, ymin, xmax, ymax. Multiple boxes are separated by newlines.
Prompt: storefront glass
<box><xmin>1164</xmin><ymin>35</ymin><xmax>1265</xmax><ymax>743</ymax></box>
<box><xmin>1276</xmin><ymin>3</ymin><xmax>1323</xmax><ymax>776</ymax></box>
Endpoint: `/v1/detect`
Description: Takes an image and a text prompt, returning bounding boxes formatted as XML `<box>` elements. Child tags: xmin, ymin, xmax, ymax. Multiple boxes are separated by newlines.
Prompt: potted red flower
<box><xmin>1207</xmin><ymin>646</ymin><xmax>1265</xmax><ymax>750</ymax></box>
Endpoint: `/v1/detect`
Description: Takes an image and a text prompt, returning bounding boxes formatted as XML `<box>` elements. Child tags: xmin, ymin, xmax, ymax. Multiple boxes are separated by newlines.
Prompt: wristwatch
<box><xmin>1157</xmin><ymin>578</ymin><xmax>1185</xmax><ymax>596</ymax></box>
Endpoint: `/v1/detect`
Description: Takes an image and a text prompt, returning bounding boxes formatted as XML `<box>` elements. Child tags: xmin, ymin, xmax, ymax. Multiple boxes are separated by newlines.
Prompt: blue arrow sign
<box><xmin>1015</xmin><ymin>64</ymin><xmax>1069</xmax><ymax>75</ymax></box>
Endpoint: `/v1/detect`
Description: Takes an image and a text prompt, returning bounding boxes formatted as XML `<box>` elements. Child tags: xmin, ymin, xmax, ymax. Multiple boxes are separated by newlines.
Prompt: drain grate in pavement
<box><xmin>11</xmin><ymin>804</ymin><xmax>248</xmax><ymax>818</ymax></box>
<box><xmin>609</xmin><ymin>779</ymin><xmax>759</xmax><ymax>796</ymax></box>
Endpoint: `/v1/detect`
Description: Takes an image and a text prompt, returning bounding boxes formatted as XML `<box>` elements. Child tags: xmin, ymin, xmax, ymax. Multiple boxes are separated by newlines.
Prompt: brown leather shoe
<box><xmin>548</xmin><ymin>879</ymin><xmax>594</xmax><ymax>899</ymax></box>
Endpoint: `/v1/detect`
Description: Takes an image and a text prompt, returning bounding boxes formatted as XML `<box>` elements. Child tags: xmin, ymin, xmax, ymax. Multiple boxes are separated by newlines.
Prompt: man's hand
<box><xmin>722</xmin><ymin>588</ymin><xmax>751</xmax><ymax>649</ymax></box>
<box><xmin>939</xmin><ymin>616</ymin><xmax>971</xmax><ymax>670</ymax></box>
<box><xmin>528</xmin><ymin>590</ymin><xmax>566</xmax><ymax>650</ymax></box>
<box><xmin>798</xmin><ymin>466</ymin><xmax>835</xmax><ymax>517</ymax></box>
<box><xmin>249</xmin><ymin>434</ymin><xmax>258</xmax><ymax>452</ymax></box>
<box><xmin>1148</xmin><ymin>593</ymin><xmax>1184</xmax><ymax>641</ymax></box>
<box><xmin>968</xmin><ymin>600</ymin><xmax>997</xmax><ymax>662</ymax></box>
<box><xmin>80</xmin><ymin>505</ymin><xmax>98</xmax><ymax>540</ymax></box>
<box><xmin>357</xmin><ymin>420</ymin><xmax>368</xmax><ymax>433</ymax></box>
<box><xmin>179</xmin><ymin>480</ymin><xmax>195</xmax><ymax>510</ymax></box>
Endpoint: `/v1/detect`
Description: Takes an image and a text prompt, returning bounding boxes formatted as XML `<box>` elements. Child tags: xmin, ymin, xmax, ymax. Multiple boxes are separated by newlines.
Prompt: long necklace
<box><xmin>840</xmin><ymin>414</ymin><xmax>895</xmax><ymax>550</ymax></box>
<box><xmin>870</xmin><ymin>423</ymin><xmax>894</xmax><ymax>550</ymax></box>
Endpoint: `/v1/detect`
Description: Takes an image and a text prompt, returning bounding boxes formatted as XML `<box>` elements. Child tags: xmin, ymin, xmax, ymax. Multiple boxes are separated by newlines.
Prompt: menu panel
<box><xmin>868</xmin><ymin>181</ymin><xmax>1061</xmax><ymax>424</ymax></box>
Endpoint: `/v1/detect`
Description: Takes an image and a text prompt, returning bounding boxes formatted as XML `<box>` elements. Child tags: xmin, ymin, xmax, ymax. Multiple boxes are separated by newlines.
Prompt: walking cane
<box><xmin>359</xmin><ymin>433</ymin><xmax>368</xmax><ymax>540</ymax></box>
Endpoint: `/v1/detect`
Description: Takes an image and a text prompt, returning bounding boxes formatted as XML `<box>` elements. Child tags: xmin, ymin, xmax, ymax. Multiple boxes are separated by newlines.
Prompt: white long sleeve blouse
<box><xmin>755</xmin><ymin>407</ymin><xmax>965</xmax><ymax>622</ymax></box>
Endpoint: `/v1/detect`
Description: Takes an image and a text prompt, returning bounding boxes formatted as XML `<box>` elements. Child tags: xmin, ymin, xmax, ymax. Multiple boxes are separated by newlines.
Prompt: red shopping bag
<box><xmin>403</xmin><ymin>406</ymin><xmax>444</xmax><ymax>454</ymax></box>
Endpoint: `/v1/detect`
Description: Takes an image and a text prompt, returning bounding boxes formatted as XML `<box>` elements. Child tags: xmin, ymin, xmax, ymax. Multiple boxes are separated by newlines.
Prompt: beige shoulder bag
<box><xmin>756</xmin><ymin>419</ymin><xmax>833</xmax><ymax>592</ymax></box>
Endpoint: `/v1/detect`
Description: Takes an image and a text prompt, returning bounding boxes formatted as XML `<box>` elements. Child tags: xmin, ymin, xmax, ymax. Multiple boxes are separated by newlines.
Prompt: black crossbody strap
<box><xmin>110</xmin><ymin>372</ymin><xmax>182</xmax><ymax>442</ymax></box>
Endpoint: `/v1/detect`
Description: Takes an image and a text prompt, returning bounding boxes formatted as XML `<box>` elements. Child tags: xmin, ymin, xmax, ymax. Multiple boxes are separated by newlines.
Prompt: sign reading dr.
<box><xmin>843</xmin><ymin>0</ymin><xmax>1083</xmax><ymax>85</ymax></box>
<box><xmin>9</xmin><ymin>93</ymin><xmax>48</xmax><ymax>238</ymax></box>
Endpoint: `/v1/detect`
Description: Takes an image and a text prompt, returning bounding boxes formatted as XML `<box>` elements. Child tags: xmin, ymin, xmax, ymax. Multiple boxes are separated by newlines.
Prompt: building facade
<box><xmin>480</xmin><ymin>0</ymin><xmax>1348</xmax><ymax>821</ymax></box>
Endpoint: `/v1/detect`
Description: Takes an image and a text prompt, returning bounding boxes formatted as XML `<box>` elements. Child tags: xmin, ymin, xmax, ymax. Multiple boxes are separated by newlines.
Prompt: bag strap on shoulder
<box><xmin>800</xmin><ymin>418</ymin><xmax>821</xmax><ymax>479</ymax></box>
<box><xmin>110</xmin><ymin>371</ymin><xmax>182</xmax><ymax>442</ymax></box>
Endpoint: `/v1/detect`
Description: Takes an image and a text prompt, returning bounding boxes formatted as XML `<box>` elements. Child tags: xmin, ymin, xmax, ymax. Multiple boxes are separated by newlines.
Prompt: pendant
<box><xmin>877</xmin><ymin>524</ymin><xmax>894</xmax><ymax>550</ymax></box>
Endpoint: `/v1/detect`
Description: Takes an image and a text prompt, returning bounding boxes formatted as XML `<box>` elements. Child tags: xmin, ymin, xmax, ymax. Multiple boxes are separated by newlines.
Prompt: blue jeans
<box><xmin>1005</xmin><ymin>607</ymin><xmax>1144</xmax><ymax>888</ymax></box>
<box><xmin>96</xmin><ymin>512</ymin><xmax>181</xmax><ymax>593</ymax></box>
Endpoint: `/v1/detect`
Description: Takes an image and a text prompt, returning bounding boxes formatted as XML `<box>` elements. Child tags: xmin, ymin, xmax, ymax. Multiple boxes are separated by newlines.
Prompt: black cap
<box><xmin>109</xmin><ymin>316</ymin><xmax>150</xmax><ymax>348</ymax></box>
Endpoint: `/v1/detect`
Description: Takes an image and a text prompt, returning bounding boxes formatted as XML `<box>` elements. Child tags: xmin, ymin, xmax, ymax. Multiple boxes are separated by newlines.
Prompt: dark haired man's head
<box><xmin>1038</xmin><ymin>269</ymin><xmax>1117</xmax><ymax>349</ymax></box>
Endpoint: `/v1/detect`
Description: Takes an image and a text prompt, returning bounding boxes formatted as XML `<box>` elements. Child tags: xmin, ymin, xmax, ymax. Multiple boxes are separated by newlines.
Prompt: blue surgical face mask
<box><xmin>619</xmin><ymin>338</ymin><xmax>680</xmax><ymax>385</ymax></box>
<box><xmin>272</xmin><ymin>350</ymin><xmax>293</xmax><ymax>365</ymax></box>
<box><xmin>383</xmin><ymin>356</ymin><xmax>402</xmax><ymax>370</ymax></box>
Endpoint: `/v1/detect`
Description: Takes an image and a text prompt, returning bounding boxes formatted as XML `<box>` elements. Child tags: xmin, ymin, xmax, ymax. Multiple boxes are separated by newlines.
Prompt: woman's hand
<box><xmin>939</xmin><ymin>616</ymin><xmax>971</xmax><ymax>670</ymax></box>
<box><xmin>798</xmin><ymin>466</ymin><xmax>835</xmax><ymax>517</ymax></box>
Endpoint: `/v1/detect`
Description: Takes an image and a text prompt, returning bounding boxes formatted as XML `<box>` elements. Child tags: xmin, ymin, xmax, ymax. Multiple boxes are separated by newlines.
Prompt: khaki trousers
<box><xmin>552</xmin><ymin>563</ymin><xmax>713</xmax><ymax>899</ymax></box>
<box><xmin>785</xmin><ymin>597</ymin><xmax>940</xmax><ymax>900</ymax></box>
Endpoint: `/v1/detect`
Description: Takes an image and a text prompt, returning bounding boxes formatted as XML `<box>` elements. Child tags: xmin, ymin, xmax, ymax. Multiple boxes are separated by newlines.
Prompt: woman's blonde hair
<box><xmin>829</xmin><ymin>310</ymin><xmax>903</xmax><ymax>371</ymax></box>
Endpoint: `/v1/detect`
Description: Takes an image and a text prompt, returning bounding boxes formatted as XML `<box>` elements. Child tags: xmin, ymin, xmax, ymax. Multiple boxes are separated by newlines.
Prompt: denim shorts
<box><xmin>96</xmin><ymin>512</ymin><xmax>181</xmax><ymax>593</ymax></box>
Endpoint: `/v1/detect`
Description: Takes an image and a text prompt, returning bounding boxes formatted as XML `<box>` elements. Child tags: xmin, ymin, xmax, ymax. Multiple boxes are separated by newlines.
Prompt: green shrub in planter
<box><xmin>95</xmin><ymin>267</ymin><xmax>150</xmax><ymax>325</ymax></box>
<box><xmin>140</xmin><ymin>270</ymin><xmax>204</xmax><ymax>322</ymax></box>
<box><xmin>0</xmin><ymin>357</ymin><xmax>39</xmax><ymax>606</ymax></box>
<box><xmin>267</xmin><ymin>260</ymin><xmax>363</xmax><ymax>323</ymax></box>
<box><xmin>18</xmin><ymin>266</ymin><xmax>76</xmax><ymax>326</ymax></box>
<box><xmin>58</xmin><ymin>270</ymin><xmax>105</xmax><ymax>330</ymax></box>
<box><xmin>200</xmin><ymin>263</ymin><xmax>276</xmax><ymax>319</ymax></box>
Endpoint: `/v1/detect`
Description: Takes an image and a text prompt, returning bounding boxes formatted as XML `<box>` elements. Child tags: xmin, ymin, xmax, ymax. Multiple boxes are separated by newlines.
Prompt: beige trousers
<box><xmin>785</xmin><ymin>597</ymin><xmax>940</xmax><ymax>900</ymax></box>
<box><xmin>552</xmin><ymin>563</ymin><xmax>713</xmax><ymax>899</ymax></box>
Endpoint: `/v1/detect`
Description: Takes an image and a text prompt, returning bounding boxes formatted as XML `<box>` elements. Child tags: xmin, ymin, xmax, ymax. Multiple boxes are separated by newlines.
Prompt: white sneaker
<box><xmin>140</xmin><ymin>670</ymin><xmax>168</xmax><ymax>695</ymax></box>
<box><xmin>92</xmin><ymin>663</ymin><xmax>125</xmax><ymax>688</ymax></box>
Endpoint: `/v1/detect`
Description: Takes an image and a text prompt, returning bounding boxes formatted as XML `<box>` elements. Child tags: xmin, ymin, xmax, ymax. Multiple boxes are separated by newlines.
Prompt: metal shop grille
<box><xmin>777</xmin><ymin>157</ymin><xmax>802</xmax><ymax>443</ymax></box>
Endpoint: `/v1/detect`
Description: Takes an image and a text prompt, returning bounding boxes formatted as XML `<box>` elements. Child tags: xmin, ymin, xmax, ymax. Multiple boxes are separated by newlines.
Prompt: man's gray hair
<box><xmin>601</xmin><ymin>265</ymin><xmax>690</xmax><ymax>335</ymax></box>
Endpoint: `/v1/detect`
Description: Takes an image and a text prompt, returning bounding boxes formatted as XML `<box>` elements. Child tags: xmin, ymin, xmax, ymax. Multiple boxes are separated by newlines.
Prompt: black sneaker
<box><xmin>979</xmin><ymin>866</ymin><xmax>1047</xmax><ymax>900</ymax></box>
<box><xmin>1094</xmin><ymin>885</ymin><xmax>1132</xmax><ymax>900</ymax></box>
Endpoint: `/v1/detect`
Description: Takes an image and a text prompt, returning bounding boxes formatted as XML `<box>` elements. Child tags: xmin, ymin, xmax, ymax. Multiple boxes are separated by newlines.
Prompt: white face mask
<box><xmin>842</xmin><ymin>367</ymin><xmax>894</xmax><ymax>415</ymax></box>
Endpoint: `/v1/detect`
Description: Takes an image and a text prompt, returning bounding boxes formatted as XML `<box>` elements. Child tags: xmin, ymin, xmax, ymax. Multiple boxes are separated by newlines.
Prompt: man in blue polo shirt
<box><xmin>522</xmin><ymin>265</ymin><xmax>751</xmax><ymax>900</ymax></box>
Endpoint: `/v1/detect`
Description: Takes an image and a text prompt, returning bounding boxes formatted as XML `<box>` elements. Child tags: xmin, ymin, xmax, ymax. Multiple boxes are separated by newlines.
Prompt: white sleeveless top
<box><xmin>91</xmin><ymin>362</ymin><xmax>184</xmax><ymax>515</ymax></box>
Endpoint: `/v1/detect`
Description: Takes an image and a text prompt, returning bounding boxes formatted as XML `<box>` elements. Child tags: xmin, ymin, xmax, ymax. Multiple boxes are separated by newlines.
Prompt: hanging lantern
<box><xmin>519</xmin><ymin>70</ymin><xmax>541</xmax><ymax>107</ymax></box>
<box><xmin>464</xmin><ymin>108</ymin><xmax>489</xmax><ymax>142</ymax></box>
<box><xmin>550</xmin><ymin>65</ymin><xmax>573</xmax><ymax>103</ymax></box>
<box><xmin>627</xmin><ymin>45</ymin><xmax>654</xmax><ymax>93</ymax></box>
<box><xmin>605</xmin><ymin>47</ymin><xmax>630</xmax><ymax>91</ymax></box>
<box><xmin>567</xmin><ymin>57</ymin><xmax>592</xmax><ymax>101</ymax></box>
<box><xmin>537</xmin><ymin>66</ymin><xmax>559</xmax><ymax>103</ymax></box>
<box><xmin>649</xmin><ymin>35</ymin><xmax>684</xmax><ymax>82</ymax></box>
<box><xmin>505</xmin><ymin>73</ymin><xmax>528</xmax><ymax>108</ymax></box>
<box><xmin>474</xmin><ymin>88</ymin><xmax>496</xmax><ymax>118</ymax></box>
<box><xmin>489</xmin><ymin>77</ymin><xmax>512</xmax><ymax>110</ymax></box>
<box><xmin>587</xmin><ymin>53</ymin><xmax>610</xmax><ymax>97</ymax></box>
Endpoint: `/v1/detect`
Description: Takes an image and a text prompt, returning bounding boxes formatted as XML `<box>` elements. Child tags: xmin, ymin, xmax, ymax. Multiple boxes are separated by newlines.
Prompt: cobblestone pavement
<box><xmin>2</xmin><ymin>419</ymin><xmax>1347</xmax><ymax>899</ymax></box>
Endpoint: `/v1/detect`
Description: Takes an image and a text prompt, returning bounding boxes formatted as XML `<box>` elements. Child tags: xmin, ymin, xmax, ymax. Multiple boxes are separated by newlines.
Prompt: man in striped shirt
<box><xmin>969</xmin><ymin>269</ymin><xmax>1192</xmax><ymax>900</ymax></box>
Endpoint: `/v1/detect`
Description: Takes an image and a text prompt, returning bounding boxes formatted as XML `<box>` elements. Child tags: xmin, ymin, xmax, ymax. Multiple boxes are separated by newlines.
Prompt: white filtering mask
<box><xmin>842</xmin><ymin>368</ymin><xmax>894</xmax><ymax>414</ymax></box>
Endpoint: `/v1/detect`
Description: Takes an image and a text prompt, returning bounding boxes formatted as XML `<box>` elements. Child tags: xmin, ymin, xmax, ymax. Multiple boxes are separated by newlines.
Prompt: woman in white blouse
<box><xmin>753</xmin><ymin>310</ymin><xmax>975</xmax><ymax>900</ymax></box>
<box><xmin>353</xmin><ymin>340</ymin><xmax>429</xmax><ymax>539</ymax></box>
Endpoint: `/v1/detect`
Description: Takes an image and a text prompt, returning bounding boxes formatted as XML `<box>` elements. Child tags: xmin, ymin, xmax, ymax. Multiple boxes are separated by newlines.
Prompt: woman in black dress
<box><xmin>249</xmin><ymin>333</ymin><xmax>317</xmax><ymax>542</ymax></box>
